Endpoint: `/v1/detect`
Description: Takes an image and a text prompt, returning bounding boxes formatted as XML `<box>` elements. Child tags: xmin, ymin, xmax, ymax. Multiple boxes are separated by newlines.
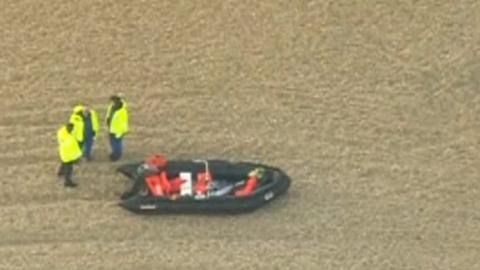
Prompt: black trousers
<box><xmin>58</xmin><ymin>161</ymin><xmax>75</xmax><ymax>184</ymax></box>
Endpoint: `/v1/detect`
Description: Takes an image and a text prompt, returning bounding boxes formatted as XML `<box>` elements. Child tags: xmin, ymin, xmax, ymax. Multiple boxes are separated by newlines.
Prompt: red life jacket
<box><xmin>146</xmin><ymin>174</ymin><xmax>164</xmax><ymax>196</ymax></box>
<box><xmin>146</xmin><ymin>171</ymin><xmax>185</xmax><ymax>197</ymax></box>
<box><xmin>146</xmin><ymin>154</ymin><xmax>167</xmax><ymax>168</ymax></box>
<box><xmin>235</xmin><ymin>176</ymin><xmax>258</xmax><ymax>196</ymax></box>
<box><xmin>195</xmin><ymin>171</ymin><xmax>213</xmax><ymax>195</ymax></box>
<box><xmin>169</xmin><ymin>176</ymin><xmax>185</xmax><ymax>194</ymax></box>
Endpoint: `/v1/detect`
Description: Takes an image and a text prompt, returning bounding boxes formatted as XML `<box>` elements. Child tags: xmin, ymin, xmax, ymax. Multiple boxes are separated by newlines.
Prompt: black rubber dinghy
<box><xmin>117</xmin><ymin>159</ymin><xmax>291</xmax><ymax>214</ymax></box>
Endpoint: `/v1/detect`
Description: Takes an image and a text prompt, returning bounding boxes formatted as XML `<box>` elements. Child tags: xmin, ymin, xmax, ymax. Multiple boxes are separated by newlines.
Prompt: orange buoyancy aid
<box><xmin>195</xmin><ymin>171</ymin><xmax>213</xmax><ymax>195</ymax></box>
<box><xmin>146</xmin><ymin>154</ymin><xmax>167</xmax><ymax>168</ymax></box>
<box><xmin>146</xmin><ymin>174</ymin><xmax>164</xmax><ymax>196</ymax></box>
<box><xmin>146</xmin><ymin>171</ymin><xmax>185</xmax><ymax>197</ymax></box>
<box><xmin>235</xmin><ymin>175</ymin><xmax>258</xmax><ymax>196</ymax></box>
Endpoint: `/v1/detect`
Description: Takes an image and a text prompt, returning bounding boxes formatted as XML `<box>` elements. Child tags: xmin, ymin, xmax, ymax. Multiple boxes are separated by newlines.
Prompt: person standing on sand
<box><xmin>69</xmin><ymin>105</ymin><xmax>86</xmax><ymax>150</ymax></box>
<box><xmin>81</xmin><ymin>106</ymin><xmax>100</xmax><ymax>161</ymax></box>
<box><xmin>69</xmin><ymin>105</ymin><xmax>100</xmax><ymax>161</ymax></box>
<box><xmin>57</xmin><ymin>123</ymin><xmax>82</xmax><ymax>188</ymax></box>
<box><xmin>105</xmin><ymin>94</ymin><xmax>129</xmax><ymax>162</ymax></box>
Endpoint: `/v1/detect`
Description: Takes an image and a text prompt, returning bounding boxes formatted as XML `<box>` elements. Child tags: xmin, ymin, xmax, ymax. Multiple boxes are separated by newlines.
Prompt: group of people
<box><xmin>56</xmin><ymin>95</ymin><xmax>129</xmax><ymax>187</ymax></box>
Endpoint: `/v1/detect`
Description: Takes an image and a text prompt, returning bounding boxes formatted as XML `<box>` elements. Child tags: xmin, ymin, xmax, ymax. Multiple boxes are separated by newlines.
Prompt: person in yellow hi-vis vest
<box><xmin>69</xmin><ymin>105</ymin><xmax>100</xmax><ymax>161</ymax></box>
<box><xmin>57</xmin><ymin>123</ymin><xmax>82</xmax><ymax>187</ymax></box>
<box><xmin>106</xmin><ymin>95</ymin><xmax>129</xmax><ymax>161</ymax></box>
<box><xmin>69</xmin><ymin>105</ymin><xmax>85</xmax><ymax>149</ymax></box>
<box><xmin>82</xmin><ymin>106</ymin><xmax>99</xmax><ymax>161</ymax></box>
<box><xmin>72</xmin><ymin>106</ymin><xmax>100</xmax><ymax>161</ymax></box>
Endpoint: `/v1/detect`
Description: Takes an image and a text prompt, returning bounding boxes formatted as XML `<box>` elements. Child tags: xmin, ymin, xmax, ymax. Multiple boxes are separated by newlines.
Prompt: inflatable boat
<box><xmin>116</xmin><ymin>157</ymin><xmax>291</xmax><ymax>214</ymax></box>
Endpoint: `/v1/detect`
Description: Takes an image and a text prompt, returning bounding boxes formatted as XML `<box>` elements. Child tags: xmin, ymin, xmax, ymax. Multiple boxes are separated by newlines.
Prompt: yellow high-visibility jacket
<box><xmin>70</xmin><ymin>105</ymin><xmax>100</xmax><ymax>140</ymax></box>
<box><xmin>57</xmin><ymin>126</ymin><xmax>82</xmax><ymax>163</ymax></box>
<box><xmin>106</xmin><ymin>100</ymin><xmax>129</xmax><ymax>138</ymax></box>
<box><xmin>90</xmin><ymin>109</ymin><xmax>100</xmax><ymax>135</ymax></box>
<box><xmin>69</xmin><ymin>111</ymin><xmax>85</xmax><ymax>143</ymax></box>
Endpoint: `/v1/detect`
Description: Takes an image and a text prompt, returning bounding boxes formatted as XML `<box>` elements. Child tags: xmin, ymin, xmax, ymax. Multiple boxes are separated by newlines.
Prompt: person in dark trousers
<box><xmin>106</xmin><ymin>95</ymin><xmax>129</xmax><ymax>162</ymax></box>
<box><xmin>81</xmin><ymin>106</ymin><xmax>99</xmax><ymax>161</ymax></box>
<box><xmin>57</xmin><ymin>123</ymin><xmax>82</xmax><ymax>187</ymax></box>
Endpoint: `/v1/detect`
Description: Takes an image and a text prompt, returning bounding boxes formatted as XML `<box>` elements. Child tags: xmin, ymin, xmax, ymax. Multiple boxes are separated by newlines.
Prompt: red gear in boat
<box><xmin>146</xmin><ymin>154</ymin><xmax>167</xmax><ymax>168</ymax></box>
<box><xmin>235</xmin><ymin>175</ymin><xmax>258</xmax><ymax>196</ymax></box>
<box><xmin>162</xmin><ymin>172</ymin><xmax>185</xmax><ymax>194</ymax></box>
<box><xmin>146</xmin><ymin>174</ymin><xmax>164</xmax><ymax>196</ymax></box>
<box><xmin>235</xmin><ymin>167</ymin><xmax>265</xmax><ymax>196</ymax></box>
<box><xmin>195</xmin><ymin>171</ymin><xmax>212</xmax><ymax>195</ymax></box>
<box><xmin>146</xmin><ymin>171</ymin><xmax>185</xmax><ymax>196</ymax></box>
<box><xmin>144</xmin><ymin>154</ymin><xmax>184</xmax><ymax>196</ymax></box>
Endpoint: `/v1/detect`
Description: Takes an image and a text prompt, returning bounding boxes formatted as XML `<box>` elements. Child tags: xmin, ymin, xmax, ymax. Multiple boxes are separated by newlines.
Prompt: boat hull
<box><xmin>117</xmin><ymin>159</ymin><xmax>291</xmax><ymax>214</ymax></box>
